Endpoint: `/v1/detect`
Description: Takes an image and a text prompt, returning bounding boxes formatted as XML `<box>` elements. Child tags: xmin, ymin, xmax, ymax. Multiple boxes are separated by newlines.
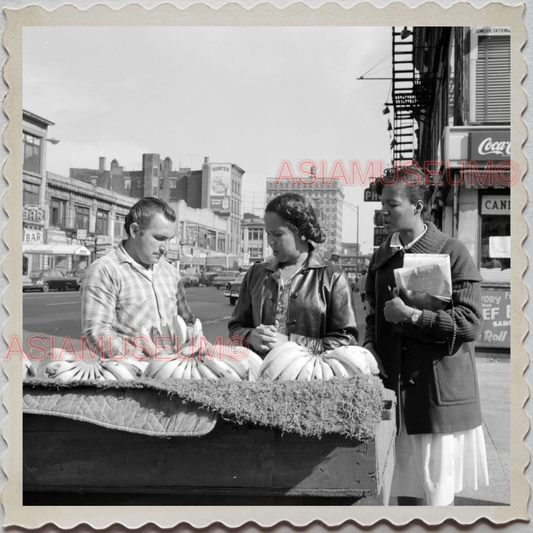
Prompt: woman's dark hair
<box><xmin>375</xmin><ymin>165</ymin><xmax>434</xmax><ymax>220</ymax></box>
<box><xmin>265</xmin><ymin>193</ymin><xmax>326</xmax><ymax>243</ymax></box>
<box><xmin>124</xmin><ymin>197</ymin><xmax>176</xmax><ymax>236</ymax></box>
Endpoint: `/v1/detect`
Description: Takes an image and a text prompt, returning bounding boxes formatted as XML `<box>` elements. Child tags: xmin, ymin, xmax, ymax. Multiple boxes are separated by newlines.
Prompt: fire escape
<box><xmin>388</xmin><ymin>27</ymin><xmax>437</xmax><ymax>163</ymax></box>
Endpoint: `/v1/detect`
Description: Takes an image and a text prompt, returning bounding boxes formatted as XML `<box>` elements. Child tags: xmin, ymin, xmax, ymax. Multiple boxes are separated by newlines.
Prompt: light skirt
<box><xmin>391</xmin><ymin>395</ymin><xmax>490</xmax><ymax>505</ymax></box>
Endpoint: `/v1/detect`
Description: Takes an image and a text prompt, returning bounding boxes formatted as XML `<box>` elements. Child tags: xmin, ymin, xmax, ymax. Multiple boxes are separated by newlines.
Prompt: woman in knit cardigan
<box><xmin>363</xmin><ymin>166</ymin><xmax>489</xmax><ymax>506</ymax></box>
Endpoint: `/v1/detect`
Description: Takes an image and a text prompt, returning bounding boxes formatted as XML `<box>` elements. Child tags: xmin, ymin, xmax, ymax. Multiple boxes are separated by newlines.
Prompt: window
<box><xmin>124</xmin><ymin>178</ymin><xmax>131</xmax><ymax>190</ymax></box>
<box><xmin>23</xmin><ymin>133</ymin><xmax>42</xmax><ymax>174</ymax></box>
<box><xmin>474</xmin><ymin>34</ymin><xmax>511</xmax><ymax>123</ymax></box>
<box><xmin>170</xmin><ymin>179</ymin><xmax>177</xmax><ymax>189</ymax></box>
<box><xmin>96</xmin><ymin>209</ymin><xmax>109</xmax><ymax>235</ymax></box>
<box><xmin>248</xmin><ymin>228</ymin><xmax>263</xmax><ymax>241</ymax></box>
<box><xmin>479</xmin><ymin>193</ymin><xmax>510</xmax><ymax>283</ymax></box>
<box><xmin>206</xmin><ymin>230</ymin><xmax>216</xmax><ymax>250</ymax></box>
<box><xmin>50</xmin><ymin>198</ymin><xmax>67</xmax><ymax>228</ymax></box>
<box><xmin>23</xmin><ymin>182</ymin><xmax>40</xmax><ymax>204</ymax></box>
<box><xmin>137</xmin><ymin>179</ymin><xmax>142</xmax><ymax>189</ymax></box>
<box><xmin>115</xmin><ymin>215</ymin><xmax>124</xmax><ymax>238</ymax></box>
<box><xmin>75</xmin><ymin>205</ymin><xmax>90</xmax><ymax>230</ymax></box>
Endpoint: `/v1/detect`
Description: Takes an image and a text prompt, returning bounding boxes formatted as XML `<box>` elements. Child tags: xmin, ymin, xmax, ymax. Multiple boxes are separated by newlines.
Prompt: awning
<box><xmin>23</xmin><ymin>244</ymin><xmax>91</xmax><ymax>256</ymax></box>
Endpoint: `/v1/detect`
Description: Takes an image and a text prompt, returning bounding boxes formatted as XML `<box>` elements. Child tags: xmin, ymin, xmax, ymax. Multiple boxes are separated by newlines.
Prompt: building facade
<box><xmin>241</xmin><ymin>212</ymin><xmax>269</xmax><ymax>263</ymax></box>
<box><xmin>387</xmin><ymin>26</ymin><xmax>511</xmax><ymax>351</ymax></box>
<box><xmin>22</xmin><ymin>110</ymin><xmax>55</xmax><ymax>274</ymax></box>
<box><xmin>70</xmin><ymin>154</ymin><xmax>245</xmax><ymax>259</ymax></box>
<box><xmin>265</xmin><ymin>175</ymin><xmax>345</xmax><ymax>258</ymax></box>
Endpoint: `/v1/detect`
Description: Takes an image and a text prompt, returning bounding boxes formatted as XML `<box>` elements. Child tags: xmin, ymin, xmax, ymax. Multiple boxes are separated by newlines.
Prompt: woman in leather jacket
<box><xmin>228</xmin><ymin>193</ymin><xmax>358</xmax><ymax>356</ymax></box>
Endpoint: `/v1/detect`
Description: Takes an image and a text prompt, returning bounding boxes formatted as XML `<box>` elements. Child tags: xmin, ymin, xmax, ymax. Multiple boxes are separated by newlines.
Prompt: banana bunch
<box><xmin>44</xmin><ymin>350</ymin><xmax>144</xmax><ymax>382</ymax></box>
<box><xmin>144</xmin><ymin>316</ymin><xmax>262</xmax><ymax>381</ymax></box>
<box><xmin>259</xmin><ymin>342</ymin><xmax>380</xmax><ymax>381</ymax></box>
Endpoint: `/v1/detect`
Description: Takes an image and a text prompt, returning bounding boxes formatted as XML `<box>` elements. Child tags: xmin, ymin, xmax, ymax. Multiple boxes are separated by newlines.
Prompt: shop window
<box><xmin>480</xmin><ymin>197</ymin><xmax>510</xmax><ymax>283</ymax></box>
<box><xmin>96</xmin><ymin>209</ymin><xmax>109</xmax><ymax>235</ymax></box>
<box><xmin>75</xmin><ymin>205</ymin><xmax>90</xmax><ymax>230</ymax></box>
<box><xmin>23</xmin><ymin>133</ymin><xmax>42</xmax><ymax>174</ymax></box>
<box><xmin>23</xmin><ymin>182</ymin><xmax>40</xmax><ymax>204</ymax></box>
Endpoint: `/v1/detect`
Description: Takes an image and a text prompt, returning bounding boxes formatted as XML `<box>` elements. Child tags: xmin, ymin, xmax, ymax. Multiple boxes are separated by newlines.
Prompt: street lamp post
<box><xmin>342</xmin><ymin>201</ymin><xmax>360</xmax><ymax>277</ymax></box>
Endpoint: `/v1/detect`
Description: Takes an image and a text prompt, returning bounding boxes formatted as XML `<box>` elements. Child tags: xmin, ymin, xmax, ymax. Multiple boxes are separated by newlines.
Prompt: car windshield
<box><xmin>218</xmin><ymin>271</ymin><xmax>239</xmax><ymax>278</ymax></box>
<box><xmin>235</xmin><ymin>273</ymin><xmax>246</xmax><ymax>283</ymax></box>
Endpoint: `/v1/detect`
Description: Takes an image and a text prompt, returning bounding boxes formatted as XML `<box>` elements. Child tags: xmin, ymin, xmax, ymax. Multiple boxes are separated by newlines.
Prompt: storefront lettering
<box><xmin>483</xmin><ymin>330</ymin><xmax>508</xmax><ymax>343</ymax></box>
<box><xmin>478</xmin><ymin>137</ymin><xmax>511</xmax><ymax>157</ymax></box>
<box><xmin>479</xmin><ymin>289</ymin><xmax>510</xmax><ymax>349</ymax></box>
<box><xmin>483</xmin><ymin>198</ymin><xmax>511</xmax><ymax>212</ymax></box>
<box><xmin>23</xmin><ymin>204</ymin><xmax>46</xmax><ymax>223</ymax></box>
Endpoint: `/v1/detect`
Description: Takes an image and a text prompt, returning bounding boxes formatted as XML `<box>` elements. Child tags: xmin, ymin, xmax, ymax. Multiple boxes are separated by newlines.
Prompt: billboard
<box><xmin>209</xmin><ymin>164</ymin><xmax>231</xmax><ymax>213</ymax></box>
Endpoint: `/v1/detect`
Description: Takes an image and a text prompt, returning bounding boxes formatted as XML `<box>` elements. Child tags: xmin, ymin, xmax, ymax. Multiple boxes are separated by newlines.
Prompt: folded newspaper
<box><xmin>394</xmin><ymin>254</ymin><xmax>452</xmax><ymax>310</ymax></box>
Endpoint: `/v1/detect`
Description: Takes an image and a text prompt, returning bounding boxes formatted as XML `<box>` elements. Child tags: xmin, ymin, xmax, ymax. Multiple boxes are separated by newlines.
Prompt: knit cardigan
<box><xmin>364</xmin><ymin>222</ymin><xmax>484</xmax><ymax>435</ymax></box>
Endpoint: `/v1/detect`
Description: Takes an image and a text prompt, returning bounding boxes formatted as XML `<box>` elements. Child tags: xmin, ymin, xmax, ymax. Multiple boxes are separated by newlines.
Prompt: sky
<box><xmin>23</xmin><ymin>26</ymin><xmax>394</xmax><ymax>254</ymax></box>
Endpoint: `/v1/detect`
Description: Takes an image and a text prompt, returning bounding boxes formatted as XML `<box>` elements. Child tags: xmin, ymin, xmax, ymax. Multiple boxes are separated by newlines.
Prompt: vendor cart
<box><xmin>23</xmin><ymin>379</ymin><xmax>396</xmax><ymax>506</ymax></box>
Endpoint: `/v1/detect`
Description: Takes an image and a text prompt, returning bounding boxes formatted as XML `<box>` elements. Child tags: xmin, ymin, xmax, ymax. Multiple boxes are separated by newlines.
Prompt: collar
<box><xmin>265</xmin><ymin>246</ymin><xmax>328</xmax><ymax>272</ymax></box>
<box><xmin>117</xmin><ymin>241</ymin><xmax>156</xmax><ymax>274</ymax></box>
<box><xmin>390</xmin><ymin>224</ymin><xmax>428</xmax><ymax>251</ymax></box>
<box><xmin>372</xmin><ymin>222</ymin><xmax>448</xmax><ymax>271</ymax></box>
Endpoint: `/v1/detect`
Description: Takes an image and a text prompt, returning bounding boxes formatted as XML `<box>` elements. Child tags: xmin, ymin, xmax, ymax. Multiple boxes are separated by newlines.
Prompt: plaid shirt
<box><xmin>81</xmin><ymin>242</ymin><xmax>194</xmax><ymax>359</ymax></box>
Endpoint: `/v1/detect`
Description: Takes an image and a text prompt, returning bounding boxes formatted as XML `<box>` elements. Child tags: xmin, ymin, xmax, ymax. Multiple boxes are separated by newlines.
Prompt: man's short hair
<box><xmin>124</xmin><ymin>197</ymin><xmax>176</xmax><ymax>236</ymax></box>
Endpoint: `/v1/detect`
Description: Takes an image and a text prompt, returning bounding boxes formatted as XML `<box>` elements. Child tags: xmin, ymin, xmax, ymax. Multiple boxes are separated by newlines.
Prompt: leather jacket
<box><xmin>228</xmin><ymin>248</ymin><xmax>358</xmax><ymax>355</ymax></box>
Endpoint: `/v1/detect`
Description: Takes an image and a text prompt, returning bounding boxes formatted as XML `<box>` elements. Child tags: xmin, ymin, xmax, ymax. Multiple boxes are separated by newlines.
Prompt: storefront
<box><xmin>22</xmin><ymin>243</ymin><xmax>91</xmax><ymax>274</ymax></box>
<box><xmin>443</xmin><ymin>125</ymin><xmax>511</xmax><ymax>351</ymax></box>
<box><xmin>23</xmin><ymin>204</ymin><xmax>47</xmax><ymax>275</ymax></box>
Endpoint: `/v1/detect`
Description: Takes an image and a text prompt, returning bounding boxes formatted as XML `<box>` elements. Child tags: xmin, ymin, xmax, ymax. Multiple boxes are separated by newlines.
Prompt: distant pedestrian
<box><xmin>357</xmin><ymin>269</ymin><xmax>367</xmax><ymax>310</ymax></box>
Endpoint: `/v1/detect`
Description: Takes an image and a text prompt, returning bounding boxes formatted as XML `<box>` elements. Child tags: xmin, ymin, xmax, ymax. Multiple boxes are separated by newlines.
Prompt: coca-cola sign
<box><xmin>469</xmin><ymin>130</ymin><xmax>510</xmax><ymax>161</ymax></box>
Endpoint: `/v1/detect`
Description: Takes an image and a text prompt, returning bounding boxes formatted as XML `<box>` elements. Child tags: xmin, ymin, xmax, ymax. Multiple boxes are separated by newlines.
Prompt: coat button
<box><xmin>290</xmin><ymin>319</ymin><xmax>297</xmax><ymax>325</ymax></box>
<box><xmin>402</xmin><ymin>346</ymin><xmax>408</xmax><ymax>352</ymax></box>
<box><xmin>291</xmin><ymin>293</ymin><xmax>298</xmax><ymax>299</ymax></box>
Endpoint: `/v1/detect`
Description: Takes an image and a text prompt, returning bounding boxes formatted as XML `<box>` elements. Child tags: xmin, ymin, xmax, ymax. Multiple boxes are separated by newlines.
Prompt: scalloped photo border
<box><xmin>1</xmin><ymin>1</ymin><xmax>529</xmax><ymax>529</ymax></box>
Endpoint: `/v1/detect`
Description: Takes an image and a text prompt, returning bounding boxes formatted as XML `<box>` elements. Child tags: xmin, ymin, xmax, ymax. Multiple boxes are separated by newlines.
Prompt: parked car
<box><xmin>224</xmin><ymin>271</ymin><xmax>247</xmax><ymax>305</ymax></box>
<box><xmin>28</xmin><ymin>270</ymin><xmax>82</xmax><ymax>292</ymax></box>
<box><xmin>22</xmin><ymin>274</ymin><xmax>45</xmax><ymax>292</ymax></box>
<box><xmin>200</xmin><ymin>271</ymin><xmax>222</xmax><ymax>287</ymax></box>
<box><xmin>212</xmin><ymin>270</ymin><xmax>240</xmax><ymax>290</ymax></box>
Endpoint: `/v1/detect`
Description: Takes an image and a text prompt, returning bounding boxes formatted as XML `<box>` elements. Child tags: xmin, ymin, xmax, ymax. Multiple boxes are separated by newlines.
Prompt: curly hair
<box><xmin>124</xmin><ymin>197</ymin><xmax>176</xmax><ymax>236</ymax></box>
<box><xmin>375</xmin><ymin>165</ymin><xmax>434</xmax><ymax>221</ymax></box>
<box><xmin>265</xmin><ymin>193</ymin><xmax>326</xmax><ymax>243</ymax></box>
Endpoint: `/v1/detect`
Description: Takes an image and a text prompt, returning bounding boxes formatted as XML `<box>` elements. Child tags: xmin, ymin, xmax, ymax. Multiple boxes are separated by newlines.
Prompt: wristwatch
<box><xmin>409</xmin><ymin>308</ymin><xmax>422</xmax><ymax>325</ymax></box>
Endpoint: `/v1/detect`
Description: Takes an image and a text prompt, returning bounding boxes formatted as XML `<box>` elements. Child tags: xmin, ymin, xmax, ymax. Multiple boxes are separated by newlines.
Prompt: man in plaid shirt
<box><xmin>81</xmin><ymin>197</ymin><xmax>195</xmax><ymax>360</ymax></box>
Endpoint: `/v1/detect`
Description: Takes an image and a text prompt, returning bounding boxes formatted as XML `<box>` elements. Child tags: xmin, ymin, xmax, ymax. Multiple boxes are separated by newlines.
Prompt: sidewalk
<box><xmin>352</xmin><ymin>294</ymin><xmax>511</xmax><ymax>506</ymax></box>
